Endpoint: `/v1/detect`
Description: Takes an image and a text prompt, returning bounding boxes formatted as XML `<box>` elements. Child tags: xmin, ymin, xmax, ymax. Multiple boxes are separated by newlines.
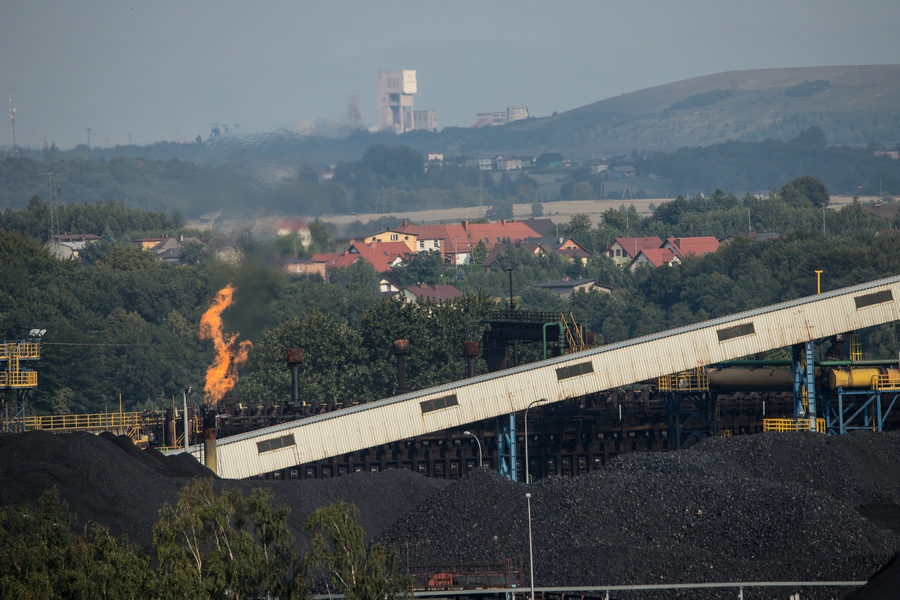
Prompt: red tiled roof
<box><xmin>611</xmin><ymin>236</ymin><xmax>664</xmax><ymax>258</ymax></box>
<box><xmin>403</xmin><ymin>283</ymin><xmax>464</xmax><ymax>302</ymax></box>
<box><xmin>663</xmin><ymin>236</ymin><xmax>720</xmax><ymax>258</ymax></box>
<box><xmin>444</xmin><ymin>220</ymin><xmax>541</xmax><ymax>254</ymax></box>
<box><xmin>634</xmin><ymin>247</ymin><xmax>680</xmax><ymax>267</ymax></box>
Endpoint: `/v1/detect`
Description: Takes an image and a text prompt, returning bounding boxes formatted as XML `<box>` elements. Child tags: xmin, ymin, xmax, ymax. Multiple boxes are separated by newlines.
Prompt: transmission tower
<box><xmin>48</xmin><ymin>171</ymin><xmax>61</xmax><ymax>252</ymax></box>
<box><xmin>9</xmin><ymin>90</ymin><xmax>18</xmax><ymax>157</ymax></box>
<box><xmin>86</xmin><ymin>127</ymin><xmax>91</xmax><ymax>147</ymax></box>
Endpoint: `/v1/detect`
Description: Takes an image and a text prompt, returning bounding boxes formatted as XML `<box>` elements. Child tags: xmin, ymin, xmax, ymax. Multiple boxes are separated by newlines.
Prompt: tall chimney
<box><xmin>286</xmin><ymin>348</ymin><xmax>304</xmax><ymax>404</ymax></box>
<box><xmin>203</xmin><ymin>410</ymin><xmax>218</xmax><ymax>475</ymax></box>
<box><xmin>463</xmin><ymin>341</ymin><xmax>479</xmax><ymax>378</ymax></box>
<box><xmin>393</xmin><ymin>339</ymin><xmax>410</xmax><ymax>394</ymax></box>
<box><xmin>164</xmin><ymin>408</ymin><xmax>176</xmax><ymax>447</ymax></box>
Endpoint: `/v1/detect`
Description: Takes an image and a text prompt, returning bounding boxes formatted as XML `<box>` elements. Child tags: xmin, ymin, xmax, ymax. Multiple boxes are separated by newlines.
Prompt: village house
<box><xmin>629</xmin><ymin>247</ymin><xmax>682</xmax><ymax>271</ymax></box>
<box><xmin>397</xmin><ymin>219</ymin><xmax>541</xmax><ymax>265</ymax></box>
<box><xmin>47</xmin><ymin>233</ymin><xmax>102</xmax><ymax>260</ymax></box>
<box><xmin>661</xmin><ymin>236</ymin><xmax>720</xmax><ymax>259</ymax></box>
<box><xmin>606</xmin><ymin>236</ymin><xmax>664</xmax><ymax>267</ymax></box>
<box><xmin>398</xmin><ymin>283</ymin><xmax>464</xmax><ymax>303</ymax></box>
<box><xmin>532</xmin><ymin>277</ymin><xmax>613</xmax><ymax>297</ymax></box>
<box><xmin>362</xmin><ymin>229</ymin><xmax>418</xmax><ymax>253</ymax></box>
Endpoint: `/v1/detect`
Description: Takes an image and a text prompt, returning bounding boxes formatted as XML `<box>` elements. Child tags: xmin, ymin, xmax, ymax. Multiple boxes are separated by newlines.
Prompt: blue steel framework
<box><xmin>665</xmin><ymin>392</ymin><xmax>718</xmax><ymax>450</ymax></box>
<box><xmin>823</xmin><ymin>389</ymin><xmax>898</xmax><ymax>434</ymax></box>
<box><xmin>792</xmin><ymin>341</ymin><xmax>818</xmax><ymax>429</ymax></box>
<box><xmin>495</xmin><ymin>414</ymin><xmax>517</xmax><ymax>480</ymax></box>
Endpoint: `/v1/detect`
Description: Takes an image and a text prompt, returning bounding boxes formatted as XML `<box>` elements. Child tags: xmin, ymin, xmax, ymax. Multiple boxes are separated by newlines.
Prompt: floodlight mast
<box><xmin>9</xmin><ymin>90</ymin><xmax>18</xmax><ymax>158</ymax></box>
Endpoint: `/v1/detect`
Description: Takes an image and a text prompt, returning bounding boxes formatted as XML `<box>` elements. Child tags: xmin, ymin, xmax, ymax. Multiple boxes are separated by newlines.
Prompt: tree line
<box><xmin>0</xmin><ymin>481</ymin><xmax>410</xmax><ymax>600</ymax></box>
<box><xmin>2</xmin><ymin>180</ymin><xmax>899</xmax><ymax>415</ymax></box>
<box><xmin>4</xmin><ymin>128</ymin><xmax>899</xmax><ymax>222</ymax></box>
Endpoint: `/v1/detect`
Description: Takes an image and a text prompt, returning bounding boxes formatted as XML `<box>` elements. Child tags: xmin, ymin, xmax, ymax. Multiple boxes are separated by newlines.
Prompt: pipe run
<box><xmin>203</xmin><ymin>410</ymin><xmax>217</xmax><ymax>475</ymax></box>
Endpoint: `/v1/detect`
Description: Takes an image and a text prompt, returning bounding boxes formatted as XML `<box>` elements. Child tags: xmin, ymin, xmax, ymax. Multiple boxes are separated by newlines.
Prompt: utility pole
<box><xmin>9</xmin><ymin>90</ymin><xmax>18</xmax><ymax>157</ymax></box>
<box><xmin>48</xmin><ymin>171</ymin><xmax>60</xmax><ymax>253</ymax></box>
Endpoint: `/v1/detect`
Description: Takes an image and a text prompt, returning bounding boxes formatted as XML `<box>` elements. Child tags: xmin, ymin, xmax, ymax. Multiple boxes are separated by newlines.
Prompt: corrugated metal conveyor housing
<box><xmin>194</xmin><ymin>275</ymin><xmax>900</xmax><ymax>479</ymax></box>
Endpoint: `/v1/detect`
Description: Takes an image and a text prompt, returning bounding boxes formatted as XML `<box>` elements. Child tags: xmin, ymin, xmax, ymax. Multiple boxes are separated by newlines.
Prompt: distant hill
<box><xmin>33</xmin><ymin>66</ymin><xmax>899</xmax><ymax>166</ymax></box>
<box><xmin>458</xmin><ymin>65</ymin><xmax>900</xmax><ymax>155</ymax></box>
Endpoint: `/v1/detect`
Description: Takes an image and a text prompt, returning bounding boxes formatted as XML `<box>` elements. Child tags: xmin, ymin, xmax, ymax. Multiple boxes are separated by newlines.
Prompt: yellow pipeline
<box><xmin>827</xmin><ymin>368</ymin><xmax>900</xmax><ymax>390</ymax></box>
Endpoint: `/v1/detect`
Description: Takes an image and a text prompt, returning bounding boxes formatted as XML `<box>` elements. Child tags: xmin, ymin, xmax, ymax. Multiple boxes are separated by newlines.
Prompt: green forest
<box><xmin>2</xmin><ymin>128</ymin><xmax>900</xmax><ymax>221</ymax></box>
<box><xmin>0</xmin><ymin>482</ymin><xmax>410</xmax><ymax>600</ymax></box>
<box><xmin>2</xmin><ymin>175</ymin><xmax>900</xmax><ymax>417</ymax></box>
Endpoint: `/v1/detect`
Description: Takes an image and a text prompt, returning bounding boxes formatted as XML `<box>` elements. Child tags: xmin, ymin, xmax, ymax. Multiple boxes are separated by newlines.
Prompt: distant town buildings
<box><xmin>471</xmin><ymin>107</ymin><xmax>530</xmax><ymax>128</ymax></box>
<box><xmin>465</xmin><ymin>155</ymin><xmax>535</xmax><ymax>171</ymax></box>
<box><xmin>506</xmin><ymin>106</ymin><xmax>529</xmax><ymax>122</ymax></box>
<box><xmin>414</xmin><ymin>110</ymin><xmax>438</xmax><ymax>132</ymax></box>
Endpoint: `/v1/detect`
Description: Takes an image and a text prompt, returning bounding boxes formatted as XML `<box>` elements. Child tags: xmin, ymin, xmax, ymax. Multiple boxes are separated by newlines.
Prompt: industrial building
<box><xmin>377</xmin><ymin>70</ymin><xmax>417</xmax><ymax>133</ymax></box>
<box><xmin>414</xmin><ymin>110</ymin><xmax>437</xmax><ymax>132</ymax></box>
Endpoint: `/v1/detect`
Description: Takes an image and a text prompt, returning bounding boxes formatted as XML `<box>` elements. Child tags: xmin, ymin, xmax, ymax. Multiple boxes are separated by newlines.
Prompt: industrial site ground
<box><xmin>1</xmin><ymin>429</ymin><xmax>898</xmax><ymax>599</ymax></box>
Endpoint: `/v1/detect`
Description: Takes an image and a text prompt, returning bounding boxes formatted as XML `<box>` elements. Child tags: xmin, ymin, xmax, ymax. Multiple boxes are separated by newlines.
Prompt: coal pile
<box><xmin>2</xmin><ymin>429</ymin><xmax>899</xmax><ymax>599</ymax></box>
<box><xmin>0</xmin><ymin>431</ymin><xmax>448</xmax><ymax>550</ymax></box>
<box><xmin>377</xmin><ymin>432</ymin><xmax>900</xmax><ymax>599</ymax></box>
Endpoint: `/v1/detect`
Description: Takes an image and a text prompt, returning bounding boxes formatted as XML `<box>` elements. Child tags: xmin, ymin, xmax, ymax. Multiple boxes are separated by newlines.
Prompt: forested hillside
<box><xmin>2</xmin><ymin>181</ymin><xmax>899</xmax><ymax>416</ymax></box>
<box><xmin>3</xmin><ymin>129</ymin><xmax>900</xmax><ymax>222</ymax></box>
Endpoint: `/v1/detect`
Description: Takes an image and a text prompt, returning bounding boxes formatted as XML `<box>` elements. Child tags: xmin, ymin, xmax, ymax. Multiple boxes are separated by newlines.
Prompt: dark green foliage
<box><xmin>784</xmin><ymin>79</ymin><xmax>830</xmax><ymax>98</ymax></box>
<box><xmin>790</xmin><ymin>126</ymin><xmax>828</xmax><ymax>148</ymax></box>
<box><xmin>0</xmin><ymin>228</ymin><xmax>210</xmax><ymax>413</ymax></box>
<box><xmin>670</xmin><ymin>88</ymin><xmax>734</xmax><ymax>110</ymax></box>
<box><xmin>781</xmin><ymin>175</ymin><xmax>830</xmax><ymax>208</ymax></box>
<box><xmin>0</xmin><ymin>488</ymin><xmax>156</xmax><ymax>599</ymax></box>
<box><xmin>647</xmin><ymin>129</ymin><xmax>899</xmax><ymax>195</ymax></box>
<box><xmin>153</xmin><ymin>479</ymin><xmax>306</xmax><ymax>600</ymax></box>
<box><xmin>486</xmin><ymin>199</ymin><xmax>514</xmax><ymax>220</ymax></box>
<box><xmin>0</xmin><ymin>156</ymin><xmax>199</xmax><ymax>214</ymax></box>
<box><xmin>0</xmin><ymin>194</ymin><xmax>173</xmax><ymax>243</ymax></box>
<box><xmin>392</xmin><ymin>249</ymin><xmax>446</xmax><ymax>286</ymax></box>
<box><xmin>303</xmin><ymin>501</ymin><xmax>412</xmax><ymax>600</ymax></box>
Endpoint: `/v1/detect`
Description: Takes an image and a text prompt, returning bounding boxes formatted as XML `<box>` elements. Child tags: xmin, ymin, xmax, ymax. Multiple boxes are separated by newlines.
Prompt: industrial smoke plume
<box><xmin>199</xmin><ymin>284</ymin><xmax>252</xmax><ymax>405</ymax></box>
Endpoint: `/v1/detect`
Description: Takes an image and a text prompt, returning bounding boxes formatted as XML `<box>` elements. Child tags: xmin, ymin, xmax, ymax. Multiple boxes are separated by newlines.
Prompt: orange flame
<box><xmin>199</xmin><ymin>284</ymin><xmax>253</xmax><ymax>405</ymax></box>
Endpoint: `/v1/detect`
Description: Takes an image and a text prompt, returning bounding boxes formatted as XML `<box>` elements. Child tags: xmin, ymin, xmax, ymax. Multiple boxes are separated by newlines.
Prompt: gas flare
<box><xmin>199</xmin><ymin>284</ymin><xmax>252</xmax><ymax>405</ymax></box>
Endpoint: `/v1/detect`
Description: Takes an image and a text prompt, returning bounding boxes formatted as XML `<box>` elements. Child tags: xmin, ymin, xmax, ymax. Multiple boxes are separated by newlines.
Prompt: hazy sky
<box><xmin>3</xmin><ymin>0</ymin><xmax>899</xmax><ymax>149</ymax></box>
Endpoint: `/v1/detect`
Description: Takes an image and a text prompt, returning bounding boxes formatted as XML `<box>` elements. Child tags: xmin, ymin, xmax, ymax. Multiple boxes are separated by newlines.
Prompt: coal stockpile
<box><xmin>2</xmin><ymin>430</ymin><xmax>899</xmax><ymax>599</ymax></box>
<box><xmin>0</xmin><ymin>430</ymin><xmax>448</xmax><ymax>550</ymax></box>
<box><xmin>377</xmin><ymin>432</ymin><xmax>900</xmax><ymax>600</ymax></box>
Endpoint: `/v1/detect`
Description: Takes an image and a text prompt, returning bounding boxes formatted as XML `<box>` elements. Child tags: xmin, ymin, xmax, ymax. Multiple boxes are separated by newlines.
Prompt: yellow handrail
<box><xmin>0</xmin><ymin>371</ymin><xmax>38</xmax><ymax>388</ymax></box>
<box><xmin>25</xmin><ymin>412</ymin><xmax>146</xmax><ymax>431</ymax></box>
<box><xmin>0</xmin><ymin>342</ymin><xmax>40</xmax><ymax>360</ymax></box>
<box><xmin>762</xmin><ymin>418</ymin><xmax>826</xmax><ymax>433</ymax></box>
<box><xmin>658</xmin><ymin>366</ymin><xmax>709</xmax><ymax>392</ymax></box>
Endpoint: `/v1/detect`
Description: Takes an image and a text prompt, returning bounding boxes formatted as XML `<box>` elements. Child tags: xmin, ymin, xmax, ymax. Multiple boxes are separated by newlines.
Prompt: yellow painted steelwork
<box><xmin>0</xmin><ymin>371</ymin><xmax>38</xmax><ymax>387</ymax></box>
<box><xmin>849</xmin><ymin>334</ymin><xmax>862</xmax><ymax>362</ymax></box>
<box><xmin>763</xmin><ymin>418</ymin><xmax>826</xmax><ymax>433</ymax></box>
<box><xmin>827</xmin><ymin>368</ymin><xmax>900</xmax><ymax>390</ymax></box>
<box><xmin>561</xmin><ymin>313</ymin><xmax>589</xmax><ymax>354</ymax></box>
<box><xmin>658</xmin><ymin>366</ymin><xmax>709</xmax><ymax>392</ymax></box>
<box><xmin>0</xmin><ymin>341</ymin><xmax>40</xmax><ymax>389</ymax></box>
<box><xmin>0</xmin><ymin>342</ymin><xmax>40</xmax><ymax>359</ymax></box>
<box><xmin>26</xmin><ymin>411</ymin><xmax>147</xmax><ymax>431</ymax></box>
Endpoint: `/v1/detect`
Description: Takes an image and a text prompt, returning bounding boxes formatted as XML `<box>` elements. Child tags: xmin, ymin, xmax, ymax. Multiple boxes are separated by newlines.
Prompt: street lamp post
<box><xmin>463</xmin><ymin>430</ymin><xmax>482</xmax><ymax>467</ymax></box>
<box><xmin>524</xmin><ymin>398</ymin><xmax>547</xmax><ymax>484</ymax></box>
<box><xmin>525</xmin><ymin>492</ymin><xmax>535</xmax><ymax>600</ymax></box>
<box><xmin>182</xmin><ymin>386</ymin><xmax>192</xmax><ymax>449</ymax></box>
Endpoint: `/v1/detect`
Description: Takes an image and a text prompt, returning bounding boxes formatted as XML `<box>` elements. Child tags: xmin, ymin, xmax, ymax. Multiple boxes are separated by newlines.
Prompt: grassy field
<box><xmin>321</xmin><ymin>195</ymin><xmax>872</xmax><ymax>236</ymax></box>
